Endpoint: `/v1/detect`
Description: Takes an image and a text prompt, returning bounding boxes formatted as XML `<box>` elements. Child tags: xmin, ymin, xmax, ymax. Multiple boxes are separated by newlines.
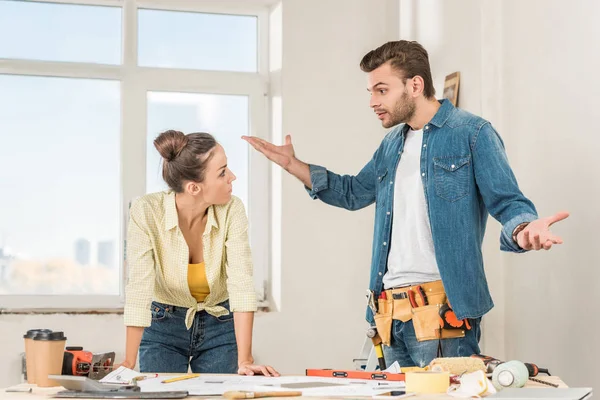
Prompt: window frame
<box><xmin>0</xmin><ymin>0</ymin><xmax>271</xmax><ymax>312</ymax></box>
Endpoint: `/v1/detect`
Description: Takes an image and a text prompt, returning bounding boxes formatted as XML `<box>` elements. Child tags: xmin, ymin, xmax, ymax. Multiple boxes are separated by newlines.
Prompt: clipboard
<box><xmin>306</xmin><ymin>369</ymin><xmax>405</xmax><ymax>381</ymax></box>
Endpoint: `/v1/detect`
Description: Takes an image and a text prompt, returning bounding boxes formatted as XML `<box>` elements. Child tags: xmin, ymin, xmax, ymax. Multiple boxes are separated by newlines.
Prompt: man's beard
<box><xmin>383</xmin><ymin>91</ymin><xmax>416</xmax><ymax>128</ymax></box>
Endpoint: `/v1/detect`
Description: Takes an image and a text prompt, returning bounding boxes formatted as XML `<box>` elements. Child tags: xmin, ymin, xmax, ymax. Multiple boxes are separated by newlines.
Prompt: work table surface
<box><xmin>0</xmin><ymin>375</ymin><xmax>567</xmax><ymax>400</ymax></box>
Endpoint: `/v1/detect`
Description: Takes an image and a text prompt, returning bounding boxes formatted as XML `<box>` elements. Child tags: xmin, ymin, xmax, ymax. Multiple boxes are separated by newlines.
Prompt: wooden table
<box><xmin>0</xmin><ymin>375</ymin><xmax>567</xmax><ymax>400</ymax></box>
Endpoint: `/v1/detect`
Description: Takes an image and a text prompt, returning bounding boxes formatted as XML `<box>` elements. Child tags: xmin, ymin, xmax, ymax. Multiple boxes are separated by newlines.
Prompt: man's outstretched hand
<box><xmin>242</xmin><ymin>134</ymin><xmax>312</xmax><ymax>188</ymax></box>
<box><xmin>242</xmin><ymin>135</ymin><xmax>295</xmax><ymax>170</ymax></box>
<box><xmin>516</xmin><ymin>211</ymin><xmax>569</xmax><ymax>251</ymax></box>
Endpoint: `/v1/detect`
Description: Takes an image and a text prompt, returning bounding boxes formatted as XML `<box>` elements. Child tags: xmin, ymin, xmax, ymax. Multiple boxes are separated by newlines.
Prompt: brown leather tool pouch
<box><xmin>373</xmin><ymin>297</ymin><xmax>393</xmax><ymax>346</ymax></box>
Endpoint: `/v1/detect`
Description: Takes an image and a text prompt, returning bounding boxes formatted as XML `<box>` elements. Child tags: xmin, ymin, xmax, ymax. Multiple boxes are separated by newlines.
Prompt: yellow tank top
<box><xmin>188</xmin><ymin>262</ymin><xmax>210</xmax><ymax>302</ymax></box>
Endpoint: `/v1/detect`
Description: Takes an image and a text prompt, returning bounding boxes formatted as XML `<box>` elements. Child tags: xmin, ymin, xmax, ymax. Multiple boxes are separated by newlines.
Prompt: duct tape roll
<box><xmin>492</xmin><ymin>360</ymin><xmax>529</xmax><ymax>390</ymax></box>
<box><xmin>405</xmin><ymin>371</ymin><xmax>450</xmax><ymax>394</ymax></box>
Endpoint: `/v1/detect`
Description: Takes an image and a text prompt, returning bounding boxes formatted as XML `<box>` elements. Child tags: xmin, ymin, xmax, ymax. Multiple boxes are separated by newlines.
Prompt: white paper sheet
<box><xmin>136</xmin><ymin>374</ymin><xmax>405</xmax><ymax>397</ymax></box>
<box><xmin>384</xmin><ymin>361</ymin><xmax>402</xmax><ymax>374</ymax></box>
<box><xmin>99</xmin><ymin>366</ymin><xmax>144</xmax><ymax>384</ymax></box>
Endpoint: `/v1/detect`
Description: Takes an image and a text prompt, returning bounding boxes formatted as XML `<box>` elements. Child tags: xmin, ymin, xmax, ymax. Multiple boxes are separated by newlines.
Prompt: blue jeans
<box><xmin>383</xmin><ymin>318</ymin><xmax>481</xmax><ymax>368</ymax></box>
<box><xmin>139</xmin><ymin>300</ymin><xmax>237</xmax><ymax>373</ymax></box>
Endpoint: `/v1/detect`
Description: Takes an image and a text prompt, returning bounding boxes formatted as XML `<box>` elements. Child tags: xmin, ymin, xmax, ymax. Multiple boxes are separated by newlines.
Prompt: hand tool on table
<box><xmin>62</xmin><ymin>348</ymin><xmax>116</xmax><ymax>380</ymax></box>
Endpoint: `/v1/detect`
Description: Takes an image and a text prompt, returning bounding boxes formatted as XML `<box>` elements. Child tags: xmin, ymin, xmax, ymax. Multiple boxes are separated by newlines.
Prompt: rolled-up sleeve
<box><xmin>305</xmin><ymin>164</ymin><xmax>329</xmax><ymax>198</ymax></box>
<box><xmin>123</xmin><ymin>200</ymin><xmax>156</xmax><ymax>327</ymax></box>
<box><xmin>224</xmin><ymin>198</ymin><xmax>258</xmax><ymax>312</ymax></box>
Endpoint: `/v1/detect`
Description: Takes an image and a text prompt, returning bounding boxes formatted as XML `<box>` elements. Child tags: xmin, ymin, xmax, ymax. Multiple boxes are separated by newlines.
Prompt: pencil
<box><xmin>161</xmin><ymin>374</ymin><xmax>201</xmax><ymax>383</ymax></box>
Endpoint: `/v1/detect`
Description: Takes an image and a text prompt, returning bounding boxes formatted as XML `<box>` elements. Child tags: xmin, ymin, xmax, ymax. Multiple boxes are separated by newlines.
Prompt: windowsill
<box><xmin>0</xmin><ymin>300</ymin><xmax>272</xmax><ymax>315</ymax></box>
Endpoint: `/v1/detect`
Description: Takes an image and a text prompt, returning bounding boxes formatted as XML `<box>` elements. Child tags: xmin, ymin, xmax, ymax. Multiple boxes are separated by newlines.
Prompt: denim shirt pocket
<box><xmin>433</xmin><ymin>155</ymin><xmax>471</xmax><ymax>202</ymax></box>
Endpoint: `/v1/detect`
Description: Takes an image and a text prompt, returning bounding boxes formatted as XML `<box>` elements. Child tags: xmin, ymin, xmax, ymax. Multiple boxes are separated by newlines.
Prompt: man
<box><xmin>242</xmin><ymin>40</ymin><xmax>568</xmax><ymax>367</ymax></box>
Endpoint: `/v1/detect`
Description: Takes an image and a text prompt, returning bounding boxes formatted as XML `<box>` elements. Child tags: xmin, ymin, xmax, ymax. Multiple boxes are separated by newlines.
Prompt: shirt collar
<box><xmin>163</xmin><ymin>191</ymin><xmax>219</xmax><ymax>234</ymax></box>
<box><xmin>428</xmin><ymin>99</ymin><xmax>454</xmax><ymax>128</ymax></box>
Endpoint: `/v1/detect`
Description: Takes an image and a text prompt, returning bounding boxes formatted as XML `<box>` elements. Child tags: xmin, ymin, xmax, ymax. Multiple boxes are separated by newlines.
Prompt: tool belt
<box><xmin>373</xmin><ymin>280</ymin><xmax>469</xmax><ymax>347</ymax></box>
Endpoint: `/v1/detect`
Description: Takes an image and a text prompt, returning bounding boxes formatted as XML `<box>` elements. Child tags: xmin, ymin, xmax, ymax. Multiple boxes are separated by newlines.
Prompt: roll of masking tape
<box><xmin>405</xmin><ymin>371</ymin><xmax>450</xmax><ymax>394</ymax></box>
<box><xmin>491</xmin><ymin>360</ymin><xmax>529</xmax><ymax>390</ymax></box>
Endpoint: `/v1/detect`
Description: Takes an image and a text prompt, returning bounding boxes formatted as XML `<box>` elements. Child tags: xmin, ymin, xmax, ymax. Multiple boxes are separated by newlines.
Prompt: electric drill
<box><xmin>471</xmin><ymin>354</ymin><xmax>550</xmax><ymax>377</ymax></box>
<box><xmin>62</xmin><ymin>347</ymin><xmax>115</xmax><ymax>380</ymax></box>
<box><xmin>62</xmin><ymin>347</ymin><xmax>94</xmax><ymax>376</ymax></box>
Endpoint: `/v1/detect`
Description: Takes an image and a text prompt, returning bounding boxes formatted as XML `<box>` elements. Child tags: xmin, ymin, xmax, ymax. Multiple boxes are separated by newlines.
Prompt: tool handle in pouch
<box><xmin>438</xmin><ymin>304</ymin><xmax>471</xmax><ymax>330</ymax></box>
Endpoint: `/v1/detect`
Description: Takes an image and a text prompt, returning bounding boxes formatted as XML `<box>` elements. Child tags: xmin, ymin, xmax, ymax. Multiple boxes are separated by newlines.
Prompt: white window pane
<box><xmin>146</xmin><ymin>92</ymin><xmax>249</xmax><ymax>209</ymax></box>
<box><xmin>0</xmin><ymin>1</ymin><xmax>121</xmax><ymax>65</ymax></box>
<box><xmin>0</xmin><ymin>75</ymin><xmax>121</xmax><ymax>295</ymax></box>
<box><xmin>138</xmin><ymin>9</ymin><xmax>257</xmax><ymax>72</ymax></box>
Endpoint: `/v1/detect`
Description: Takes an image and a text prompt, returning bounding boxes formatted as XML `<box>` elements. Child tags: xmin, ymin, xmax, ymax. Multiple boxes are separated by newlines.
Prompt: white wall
<box><xmin>500</xmin><ymin>0</ymin><xmax>600</xmax><ymax>387</ymax></box>
<box><xmin>400</xmin><ymin>0</ymin><xmax>600</xmax><ymax>387</ymax></box>
<box><xmin>0</xmin><ymin>0</ymin><xmax>400</xmax><ymax>387</ymax></box>
<box><xmin>253</xmin><ymin>0</ymin><xmax>400</xmax><ymax>375</ymax></box>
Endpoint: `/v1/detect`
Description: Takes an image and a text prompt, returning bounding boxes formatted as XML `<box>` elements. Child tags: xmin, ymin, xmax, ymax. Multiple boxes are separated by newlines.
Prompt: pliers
<box><xmin>408</xmin><ymin>285</ymin><xmax>429</xmax><ymax>308</ymax></box>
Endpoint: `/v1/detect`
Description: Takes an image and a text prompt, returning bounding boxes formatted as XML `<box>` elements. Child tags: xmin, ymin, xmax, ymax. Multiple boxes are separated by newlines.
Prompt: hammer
<box><xmin>366</xmin><ymin>326</ymin><xmax>387</xmax><ymax>370</ymax></box>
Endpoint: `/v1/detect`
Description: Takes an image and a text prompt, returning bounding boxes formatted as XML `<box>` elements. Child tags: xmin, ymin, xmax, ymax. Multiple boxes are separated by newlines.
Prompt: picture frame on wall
<box><xmin>443</xmin><ymin>72</ymin><xmax>460</xmax><ymax>107</ymax></box>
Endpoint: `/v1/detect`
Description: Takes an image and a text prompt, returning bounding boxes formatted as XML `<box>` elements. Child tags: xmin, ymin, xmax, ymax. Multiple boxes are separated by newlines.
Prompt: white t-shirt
<box><xmin>382</xmin><ymin>128</ymin><xmax>441</xmax><ymax>289</ymax></box>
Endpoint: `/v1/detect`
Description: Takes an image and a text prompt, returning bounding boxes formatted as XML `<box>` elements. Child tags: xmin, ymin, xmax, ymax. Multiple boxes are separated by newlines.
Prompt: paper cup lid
<box><xmin>23</xmin><ymin>329</ymin><xmax>53</xmax><ymax>339</ymax></box>
<box><xmin>32</xmin><ymin>331</ymin><xmax>66</xmax><ymax>341</ymax></box>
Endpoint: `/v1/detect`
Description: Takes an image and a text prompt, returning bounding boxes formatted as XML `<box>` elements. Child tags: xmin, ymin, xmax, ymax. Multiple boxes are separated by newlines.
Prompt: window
<box><xmin>138</xmin><ymin>9</ymin><xmax>257</xmax><ymax>72</ymax></box>
<box><xmin>0</xmin><ymin>75</ymin><xmax>121</xmax><ymax>296</ymax></box>
<box><xmin>0</xmin><ymin>1</ymin><xmax>122</xmax><ymax>65</ymax></box>
<box><xmin>0</xmin><ymin>0</ymin><xmax>270</xmax><ymax>310</ymax></box>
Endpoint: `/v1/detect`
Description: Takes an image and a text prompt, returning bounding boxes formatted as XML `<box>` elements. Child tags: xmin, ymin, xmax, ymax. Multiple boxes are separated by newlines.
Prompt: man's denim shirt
<box><xmin>306</xmin><ymin>100</ymin><xmax>537</xmax><ymax>324</ymax></box>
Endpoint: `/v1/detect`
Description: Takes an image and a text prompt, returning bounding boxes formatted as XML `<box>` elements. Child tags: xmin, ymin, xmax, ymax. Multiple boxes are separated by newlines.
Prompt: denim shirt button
<box><xmin>421</xmin><ymin>172</ymin><xmax>425</xmax><ymax>177</ymax></box>
<box><xmin>383</xmin><ymin>242</ymin><xmax>387</xmax><ymax>246</ymax></box>
<box><xmin>425</xmin><ymin>125</ymin><xmax>429</xmax><ymax>130</ymax></box>
<box><xmin>378</xmin><ymin>272</ymin><xmax>382</xmax><ymax>276</ymax></box>
<box><xmin>387</xmin><ymin>211</ymin><xmax>390</xmax><ymax>215</ymax></box>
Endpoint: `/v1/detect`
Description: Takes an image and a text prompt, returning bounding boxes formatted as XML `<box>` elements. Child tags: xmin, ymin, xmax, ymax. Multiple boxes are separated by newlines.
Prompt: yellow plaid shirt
<box><xmin>124</xmin><ymin>191</ymin><xmax>257</xmax><ymax>329</ymax></box>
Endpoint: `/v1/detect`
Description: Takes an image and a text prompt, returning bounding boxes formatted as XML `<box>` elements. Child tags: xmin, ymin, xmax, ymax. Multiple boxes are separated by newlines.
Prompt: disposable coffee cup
<box><xmin>33</xmin><ymin>331</ymin><xmax>66</xmax><ymax>387</ymax></box>
<box><xmin>23</xmin><ymin>329</ymin><xmax>52</xmax><ymax>384</ymax></box>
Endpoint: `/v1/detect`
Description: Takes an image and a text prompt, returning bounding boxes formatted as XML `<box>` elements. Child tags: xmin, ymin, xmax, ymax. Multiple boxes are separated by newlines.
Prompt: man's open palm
<box><xmin>517</xmin><ymin>211</ymin><xmax>569</xmax><ymax>251</ymax></box>
<box><xmin>242</xmin><ymin>135</ymin><xmax>295</xmax><ymax>170</ymax></box>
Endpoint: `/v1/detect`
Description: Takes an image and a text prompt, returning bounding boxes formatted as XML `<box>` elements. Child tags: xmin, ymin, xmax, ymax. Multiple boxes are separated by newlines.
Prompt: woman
<box><xmin>120</xmin><ymin>130</ymin><xmax>278</xmax><ymax>376</ymax></box>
